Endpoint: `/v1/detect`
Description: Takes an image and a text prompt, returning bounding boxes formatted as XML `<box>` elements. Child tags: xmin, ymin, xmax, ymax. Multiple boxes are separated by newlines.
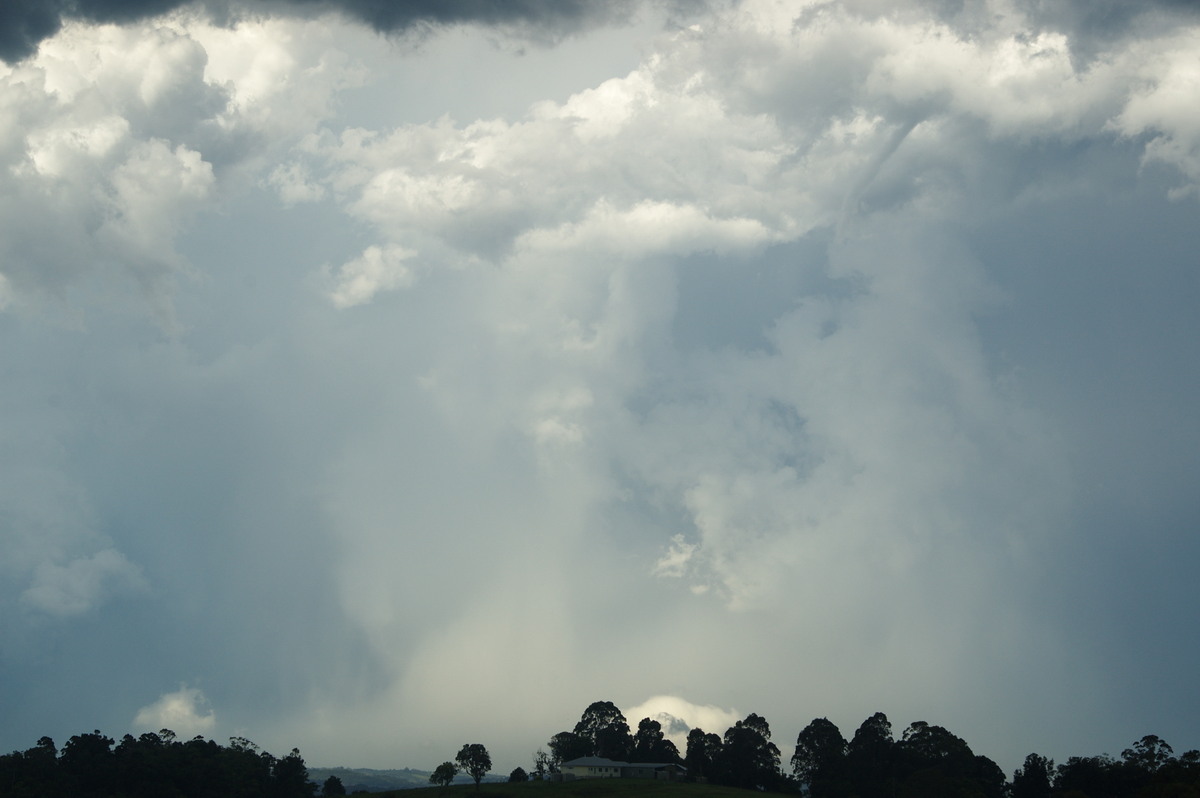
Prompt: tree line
<box><xmin>5</xmin><ymin>704</ymin><xmax>1198</xmax><ymax>798</ymax></box>
<box><xmin>0</xmin><ymin>730</ymin><xmax>349</xmax><ymax>798</ymax></box>
<box><xmin>428</xmin><ymin>744</ymin><xmax>494</xmax><ymax>790</ymax></box>
<box><xmin>536</xmin><ymin>701</ymin><xmax>1200</xmax><ymax>798</ymax></box>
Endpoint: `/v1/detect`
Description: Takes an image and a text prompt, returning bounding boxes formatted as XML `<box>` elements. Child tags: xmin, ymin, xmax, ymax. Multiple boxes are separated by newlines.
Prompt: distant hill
<box><xmin>365</xmin><ymin>779</ymin><xmax>781</xmax><ymax>798</ymax></box>
<box><xmin>307</xmin><ymin>766</ymin><xmax>433</xmax><ymax>793</ymax></box>
<box><xmin>307</xmin><ymin>766</ymin><xmax>503</xmax><ymax>793</ymax></box>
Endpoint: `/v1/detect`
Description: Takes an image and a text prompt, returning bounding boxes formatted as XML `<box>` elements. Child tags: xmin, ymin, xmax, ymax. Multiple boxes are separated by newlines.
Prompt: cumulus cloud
<box><xmin>653</xmin><ymin>534</ymin><xmax>698</xmax><ymax>579</ymax></box>
<box><xmin>134</xmin><ymin>686</ymin><xmax>217</xmax><ymax>738</ymax></box>
<box><xmin>264</xmin><ymin>0</ymin><xmax>1200</xmax><ymax>753</ymax></box>
<box><xmin>0</xmin><ymin>459</ymin><xmax>145</xmax><ymax>619</ymax></box>
<box><xmin>270</xmin><ymin>2</ymin><xmax>1199</xmax><ymax>767</ymax></box>
<box><xmin>327</xmin><ymin>244</ymin><xmax>417</xmax><ymax>307</ymax></box>
<box><xmin>0</xmin><ymin>11</ymin><xmax>362</xmax><ymax>320</ymax></box>
<box><xmin>267</xmin><ymin>161</ymin><xmax>326</xmax><ymax>205</ymax></box>
<box><xmin>303</xmin><ymin>0</ymin><xmax>1100</xmax><ymax>611</ymax></box>
<box><xmin>21</xmin><ymin>548</ymin><xmax>149</xmax><ymax>617</ymax></box>
<box><xmin>624</xmin><ymin>695</ymin><xmax>742</xmax><ymax>743</ymax></box>
<box><xmin>1108</xmin><ymin>32</ymin><xmax>1200</xmax><ymax>196</ymax></box>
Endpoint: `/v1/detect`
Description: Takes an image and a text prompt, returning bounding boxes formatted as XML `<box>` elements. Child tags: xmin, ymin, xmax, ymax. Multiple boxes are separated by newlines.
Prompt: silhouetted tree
<box><xmin>225</xmin><ymin>736</ymin><xmax>277</xmax><ymax>798</ymax></box>
<box><xmin>1122</xmin><ymin>735</ymin><xmax>1175</xmax><ymax>775</ymax></box>
<box><xmin>271</xmin><ymin>748</ymin><xmax>315</xmax><ymax>798</ymax></box>
<box><xmin>31</xmin><ymin>736</ymin><xmax>66</xmax><ymax>795</ymax></box>
<box><xmin>0</xmin><ymin>736</ymin><xmax>66</xmax><ymax>798</ymax></box>
<box><xmin>890</xmin><ymin>721</ymin><xmax>1004</xmax><ymax>798</ymax></box>
<box><xmin>685</xmin><ymin>728</ymin><xmax>721</xmax><ymax>781</ymax></box>
<box><xmin>792</xmin><ymin>718</ymin><xmax>848</xmax><ymax>797</ymax></box>
<box><xmin>532</xmin><ymin>749</ymin><xmax>553</xmax><ymax>779</ymax></box>
<box><xmin>455</xmin><ymin>744</ymin><xmax>491</xmax><ymax>790</ymax></box>
<box><xmin>970</xmin><ymin>754</ymin><xmax>1007</xmax><ymax>798</ymax></box>
<box><xmin>631</xmin><ymin>718</ymin><xmax>682</xmax><ymax>764</ymax></box>
<box><xmin>1011</xmin><ymin>753</ymin><xmax>1053</xmax><ymax>798</ymax></box>
<box><xmin>632</xmin><ymin>718</ymin><xmax>664</xmax><ymax>762</ymax></box>
<box><xmin>847</xmin><ymin>712</ymin><xmax>895</xmax><ymax>798</ymax></box>
<box><xmin>898</xmin><ymin>722</ymin><xmax>971</xmax><ymax>767</ymax></box>
<box><xmin>548</xmin><ymin>731</ymin><xmax>591</xmax><ymax>765</ymax></box>
<box><xmin>509</xmin><ymin>767</ymin><xmax>529</xmax><ymax>782</ymax></box>
<box><xmin>0</xmin><ymin>730</ymin><xmax>317</xmax><ymax>798</ymax></box>
<box><xmin>574</xmin><ymin>702</ymin><xmax>633</xmax><ymax>760</ymax></box>
<box><xmin>60</xmin><ymin>731</ymin><xmax>117</xmax><ymax>798</ymax></box>
<box><xmin>713</xmin><ymin>714</ymin><xmax>781</xmax><ymax>791</ymax></box>
<box><xmin>1157</xmin><ymin>748</ymin><xmax>1200</xmax><ymax>795</ymax></box>
<box><xmin>430</xmin><ymin>762</ymin><xmax>458</xmax><ymax>788</ymax></box>
<box><xmin>113</xmin><ymin>732</ymin><xmax>176</xmax><ymax>798</ymax></box>
<box><xmin>25</xmin><ymin>720</ymin><xmax>1200</xmax><ymax>798</ymax></box>
<box><xmin>1055</xmin><ymin>754</ymin><xmax>1118</xmax><ymax>797</ymax></box>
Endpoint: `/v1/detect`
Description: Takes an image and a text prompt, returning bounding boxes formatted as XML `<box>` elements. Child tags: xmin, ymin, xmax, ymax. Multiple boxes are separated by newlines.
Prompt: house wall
<box><xmin>620</xmin><ymin>765</ymin><xmax>685</xmax><ymax>781</ymax></box>
<box><xmin>562</xmin><ymin>765</ymin><xmax>621</xmax><ymax>779</ymax></box>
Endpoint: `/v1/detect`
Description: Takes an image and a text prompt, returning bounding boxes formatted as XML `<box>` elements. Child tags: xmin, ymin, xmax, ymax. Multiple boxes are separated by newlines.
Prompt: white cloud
<box><xmin>134</xmin><ymin>687</ymin><xmax>217</xmax><ymax>738</ymax></box>
<box><xmin>267</xmin><ymin>161</ymin><xmax>326</xmax><ymax>205</ymax></box>
<box><xmin>327</xmin><ymin>244</ymin><xmax>418</xmax><ymax>308</ymax></box>
<box><xmin>21</xmin><ymin>548</ymin><xmax>148</xmax><ymax>617</ymax></box>
<box><xmin>191</xmin><ymin>13</ymin><xmax>367</xmax><ymax>140</ymax></box>
<box><xmin>292</xmin><ymin>0</ymin><xmax>1191</xmax><ymax>727</ymax></box>
<box><xmin>0</xmin><ymin>11</ymin><xmax>365</xmax><ymax>318</ymax></box>
<box><xmin>1109</xmin><ymin>33</ymin><xmax>1200</xmax><ymax>196</ymax></box>
<box><xmin>0</xmin><ymin>458</ymin><xmax>139</xmax><ymax>614</ymax></box>
<box><xmin>515</xmin><ymin>200</ymin><xmax>776</xmax><ymax>260</ymax></box>
<box><xmin>624</xmin><ymin>695</ymin><xmax>743</xmax><ymax>747</ymax></box>
<box><xmin>310</xmin><ymin>47</ymin><xmax>816</xmax><ymax>265</ymax></box>
<box><xmin>101</xmin><ymin>139</ymin><xmax>214</xmax><ymax>254</ymax></box>
<box><xmin>653</xmin><ymin>533</ymin><xmax>697</xmax><ymax>579</ymax></box>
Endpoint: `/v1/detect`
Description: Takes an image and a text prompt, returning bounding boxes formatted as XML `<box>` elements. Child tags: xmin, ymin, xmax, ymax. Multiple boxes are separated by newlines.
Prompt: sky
<box><xmin>1</xmin><ymin>0</ymin><xmax>1199</xmax><ymax>779</ymax></box>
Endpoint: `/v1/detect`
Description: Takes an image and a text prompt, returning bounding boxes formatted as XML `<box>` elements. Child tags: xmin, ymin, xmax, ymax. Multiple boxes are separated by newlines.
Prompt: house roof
<box><xmin>561</xmin><ymin>757</ymin><xmax>686</xmax><ymax>771</ymax></box>
<box><xmin>562</xmin><ymin>757</ymin><xmax>628</xmax><ymax>767</ymax></box>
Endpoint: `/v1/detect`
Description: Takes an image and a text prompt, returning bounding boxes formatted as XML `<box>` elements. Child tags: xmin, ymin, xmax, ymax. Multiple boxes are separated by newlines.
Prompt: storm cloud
<box><xmin>1</xmin><ymin>0</ymin><xmax>1198</xmax><ymax>781</ymax></box>
<box><xmin>0</xmin><ymin>0</ymin><xmax>641</xmax><ymax>62</ymax></box>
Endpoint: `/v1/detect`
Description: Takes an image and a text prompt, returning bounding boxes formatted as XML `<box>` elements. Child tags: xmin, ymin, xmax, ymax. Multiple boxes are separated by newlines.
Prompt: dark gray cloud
<box><xmin>1020</xmin><ymin>0</ymin><xmax>1200</xmax><ymax>59</ymax></box>
<box><xmin>0</xmin><ymin>0</ymin><xmax>188</xmax><ymax>61</ymax></box>
<box><xmin>0</xmin><ymin>1</ymin><xmax>65</xmax><ymax>62</ymax></box>
<box><xmin>273</xmin><ymin>0</ymin><xmax>633</xmax><ymax>34</ymax></box>
<box><xmin>0</xmin><ymin>0</ymin><xmax>636</xmax><ymax>62</ymax></box>
<box><xmin>1021</xmin><ymin>0</ymin><xmax>1200</xmax><ymax>30</ymax></box>
<box><xmin>6</xmin><ymin>0</ymin><xmax>1199</xmax><ymax>64</ymax></box>
<box><xmin>984</xmin><ymin>0</ymin><xmax>1200</xmax><ymax>64</ymax></box>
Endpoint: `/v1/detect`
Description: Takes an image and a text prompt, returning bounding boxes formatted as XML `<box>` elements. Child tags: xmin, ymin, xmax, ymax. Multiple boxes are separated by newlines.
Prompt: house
<box><xmin>560</xmin><ymin>757</ymin><xmax>623</xmax><ymax>779</ymax></box>
<box><xmin>560</xmin><ymin>757</ymin><xmax>687</xmax><ymax>781</ymax></box>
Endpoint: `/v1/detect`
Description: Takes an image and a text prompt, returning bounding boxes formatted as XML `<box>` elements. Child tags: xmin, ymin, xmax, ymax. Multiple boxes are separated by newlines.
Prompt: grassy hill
<box><xmin>308</xmin><ymin>766</ymin><xmax>436</xmax><ymax>792</ymax></box>
<box><xmin>367</xmin><ymin>780</ymin><xmax>781</xmax><ymax>798</ymax></box>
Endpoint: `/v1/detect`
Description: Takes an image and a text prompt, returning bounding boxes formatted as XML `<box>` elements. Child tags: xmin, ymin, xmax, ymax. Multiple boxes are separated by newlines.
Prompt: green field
<box><xmin>370</xmin><ymin>780</ymin><xmax>777</xmax><ymax>798</ymax></box>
